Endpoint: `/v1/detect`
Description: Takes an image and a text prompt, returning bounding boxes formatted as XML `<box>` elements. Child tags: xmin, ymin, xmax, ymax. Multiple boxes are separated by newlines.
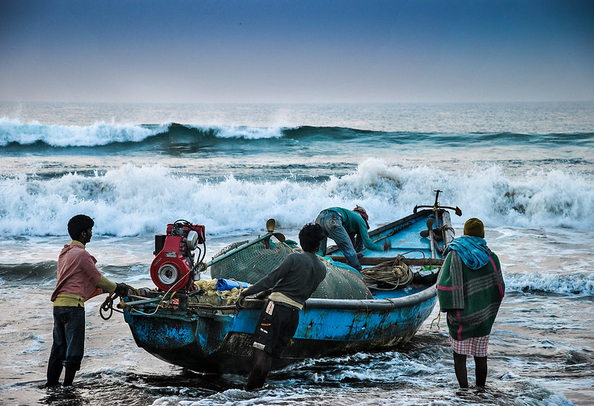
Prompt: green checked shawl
<box><xmin>437</xmin><ymin>250</ymin><xmax>505</xmax><ymax>341</ymax></box>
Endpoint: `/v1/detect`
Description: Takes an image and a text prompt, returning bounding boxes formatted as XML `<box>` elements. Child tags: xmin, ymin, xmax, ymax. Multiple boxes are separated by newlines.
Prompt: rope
<box><xmin>105</xmin><ymin>278</ymin><xmax>242</xmax><ymax>319</ymax></box>
<box><xmin>100</xmin><ymin>293</ymin><xmax>123</xmax><ymax>320</ymax></box>
<box><xmin>360</xmin><ymin>255</ymin><xmax>414</xmax><ymax>290</ymax></box>
<box><xmin>430</xmin><ymin>311</ymin><xmax>442</xmax><ymax>330</ymax></box>
<box><xmin>99</xmin><ymin>287</ymin><xmax>141</xmax><ymax>320</ymax></box>
<box><xmin>127</xmin><ymin>283</ymin><xmax>184</xmax><ymax>316</ymax></box>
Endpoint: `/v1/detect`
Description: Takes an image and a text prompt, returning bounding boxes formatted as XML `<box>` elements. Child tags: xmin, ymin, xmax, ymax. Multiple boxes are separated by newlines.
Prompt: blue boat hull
<box><xmin>124</xmin><ymin>287</ymin><xmax>437</xmax><ymax>373</ymax></box>
<box><xmin>123</xmin><ymin>206</ymin><xmax>454</xmax><ymax>374</ymax></box>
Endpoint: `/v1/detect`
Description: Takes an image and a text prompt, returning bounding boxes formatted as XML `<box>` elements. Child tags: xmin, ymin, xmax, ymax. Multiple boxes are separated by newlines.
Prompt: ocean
<box><xmin>0</xmin><ymin>101</ymin><xmax>593</xmax><ymax>405</ymax></box>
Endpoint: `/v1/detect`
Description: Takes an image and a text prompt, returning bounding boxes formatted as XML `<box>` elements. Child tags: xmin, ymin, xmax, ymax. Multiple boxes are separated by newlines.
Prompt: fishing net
<box><xmin>209</xmin><ymin>240</ymin><xmax>373</xmax><ymax>300</ymax></box>
<box><xmin>210</xmin><ymin>240</ymin><xmax>291</xmax><ymax>283</ymax></box>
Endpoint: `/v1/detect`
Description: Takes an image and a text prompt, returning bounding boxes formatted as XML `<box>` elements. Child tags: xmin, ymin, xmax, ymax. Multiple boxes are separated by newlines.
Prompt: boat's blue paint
<box><xmin>129</xmin><ymin>314</ymin><xmax>197</xmax><ymax>350</ymax></box>
<box><xmin>123</xmin><ymin>207</ymin><xmax>452</xmax><ymax>374</ymax></box>
<box><xmin>295</xmin><ymin>296</ymin><xmax>437</xmax><ymax>343</ymax></box>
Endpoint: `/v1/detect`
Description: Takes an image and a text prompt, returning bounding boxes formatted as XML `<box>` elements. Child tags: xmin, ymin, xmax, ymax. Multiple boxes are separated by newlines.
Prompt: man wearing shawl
<box><xmin>437</xmin><ymin>218</ymin><xmax>505</xmax><ymax>389</ymax></box>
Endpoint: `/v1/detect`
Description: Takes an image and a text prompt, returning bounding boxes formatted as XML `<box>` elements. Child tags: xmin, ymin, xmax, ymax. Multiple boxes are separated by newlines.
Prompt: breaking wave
<box><xmin>1</xmin><ymin>160</ymin><xmax>592</xmax><ymax>238</ymax></box>
<box><xmin>2</xmin><ymin>118</ymin><xmax>593</xmax><ymax>151</ymax></box>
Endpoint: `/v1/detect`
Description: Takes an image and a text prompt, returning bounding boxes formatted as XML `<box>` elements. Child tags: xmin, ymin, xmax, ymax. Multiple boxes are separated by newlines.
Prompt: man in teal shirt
<box><xmin>315</xmin><ymin>206</ymin><xmax>390</xmax><ymax>271</ymax></box>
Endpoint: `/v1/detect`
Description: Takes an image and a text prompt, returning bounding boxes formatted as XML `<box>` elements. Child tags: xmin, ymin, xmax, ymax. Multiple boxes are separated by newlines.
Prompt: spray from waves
<box><xmin>0</xmin><ymin>159</ymin><xmax>593</xmax><ymax>238</ymax></box>
<box><xmin>213</xmin><ymin>125</ymin><xmax>285</xmax><ymax>139</ymax></box>
<box><xmin>323</xmin><ymin>160</ymin><xmax>594</xmax><ymax>231</ymax></box>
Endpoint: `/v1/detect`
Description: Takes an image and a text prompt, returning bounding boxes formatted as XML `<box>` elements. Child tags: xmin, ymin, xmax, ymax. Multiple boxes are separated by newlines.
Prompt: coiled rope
<box><xmin>360</xmin><ymin>254</ymin><xmax>414</xmax><ymax>290</ymax></box>
<box><xmin>100</xmin><ymin>293</ymin><xmax>122</xmax><ymax>320</ymax></box>
<box><xmin>100</xmin><ymin>288</ymin><xmax>140</xmax><ymax>320</ymax></box>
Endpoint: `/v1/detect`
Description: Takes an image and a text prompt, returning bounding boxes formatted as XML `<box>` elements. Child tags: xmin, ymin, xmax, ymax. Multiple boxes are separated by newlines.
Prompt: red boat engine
<box><xmin>150</xmin><ymin>220</ymin><xmax>206</xmax><ymax>292</ymax></box>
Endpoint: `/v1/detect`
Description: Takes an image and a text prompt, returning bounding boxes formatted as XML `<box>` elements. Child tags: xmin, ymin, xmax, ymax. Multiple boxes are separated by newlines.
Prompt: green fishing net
<box><xmin>209</xmin><ymin>239</ymin><xmax>373</xmax><ymax>300</ymax></box>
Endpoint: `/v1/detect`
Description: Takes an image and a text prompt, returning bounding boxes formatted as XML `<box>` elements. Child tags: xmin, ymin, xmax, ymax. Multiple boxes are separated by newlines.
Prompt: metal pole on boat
<box><xmin>414</xmin><ymin>190</ymin><xmax>462</xmax><ymax>257</ymax></box>
<box><xmin>426</xmin><ymin>218</ymin><xmax>436</xmax><ymax>258</ymax></box>
<box><xmin>413</xmin><ymin>190</ymin><xmax>462</xmax><ymax>217</ymax></box>
<box><xmin>198</xmin><ymin>219</ymin><xmax>285</xmax><ymax>272</ymax></box>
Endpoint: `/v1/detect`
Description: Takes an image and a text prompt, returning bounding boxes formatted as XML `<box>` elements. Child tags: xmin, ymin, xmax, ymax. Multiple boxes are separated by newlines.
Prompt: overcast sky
<box><xmin>1</xmin><ymin>0</ymin><xmax>593</xmax><ymax>104</ymax></box>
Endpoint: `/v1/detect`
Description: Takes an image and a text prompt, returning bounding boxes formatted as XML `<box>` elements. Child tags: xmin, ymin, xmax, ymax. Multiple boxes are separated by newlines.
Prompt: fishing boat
<box><xmin>121</xmin><ymin>191</ymin><xmax>461</xmax><ymax>374</ymax></box>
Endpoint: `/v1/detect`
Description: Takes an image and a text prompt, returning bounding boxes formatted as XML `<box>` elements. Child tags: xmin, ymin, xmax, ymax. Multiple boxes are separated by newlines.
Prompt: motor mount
<box><xmin>150</xmin><ymin>220</ymin><xmax>206</xmax><ymax>291</ymax></box>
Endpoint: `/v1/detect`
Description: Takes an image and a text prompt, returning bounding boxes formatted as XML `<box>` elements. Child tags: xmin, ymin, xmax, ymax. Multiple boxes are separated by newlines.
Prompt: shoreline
<box><xmin>1</xmin><ymin>290</ymin><xmax>589</xmax><ymax>405</ymax></box>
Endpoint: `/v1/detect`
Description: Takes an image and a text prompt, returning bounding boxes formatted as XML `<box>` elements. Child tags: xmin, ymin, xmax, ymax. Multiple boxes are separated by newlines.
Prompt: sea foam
<box><xmin>0</xmin><ymin>159</ymin><xmax>592</xmax><ymax>238</ymax></box>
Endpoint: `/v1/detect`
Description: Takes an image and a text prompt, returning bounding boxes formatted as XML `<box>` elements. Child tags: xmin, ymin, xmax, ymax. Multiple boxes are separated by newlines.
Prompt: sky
<box><xmin>1</xmin><ymin>0</ymin><xmax>593</xmax><ymax>104</ymax></box>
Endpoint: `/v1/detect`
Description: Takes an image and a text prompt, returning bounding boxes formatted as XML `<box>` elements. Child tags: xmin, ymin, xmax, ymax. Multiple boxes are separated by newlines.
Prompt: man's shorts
<box><xmin>252</xmin><ymin>300</ymin><xmax>300</xmax><ymax>358</ymax></box>
<box><xmin>449</xmin><ymin>335</ymin><xmax>490</xmax><ymax>357</ymax></box>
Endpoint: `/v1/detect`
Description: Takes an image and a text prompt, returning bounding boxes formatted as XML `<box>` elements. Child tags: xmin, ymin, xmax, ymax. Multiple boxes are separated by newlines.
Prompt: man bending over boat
<box><xmin>236</xmin><ymin>223</ymin><xmax>326</xmax><ymax>390</ymax></box>
<box><xmin>436</xmin><ymin>218</ymin><xmax>505</xmax><ymax>390</ymax></box>
<box><xmin>315</xmin><ymin>206</ymin><xmax>390</xmax><ymax>272</ymax></box>
<box><xmin>46</xmin><ymin>214</ymin><xmax>134</xmax><ymax>387</ymax></box>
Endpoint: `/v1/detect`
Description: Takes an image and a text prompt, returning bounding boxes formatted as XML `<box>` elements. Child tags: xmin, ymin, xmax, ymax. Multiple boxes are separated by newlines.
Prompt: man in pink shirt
<box><xmin>46</xmin><ymin>214</ymin><xmax>132</xmax><ymax>387</ymax></box>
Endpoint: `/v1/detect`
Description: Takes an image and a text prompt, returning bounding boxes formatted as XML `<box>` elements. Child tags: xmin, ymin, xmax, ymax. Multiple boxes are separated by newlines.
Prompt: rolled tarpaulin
<box><xmin>216</xmin><ymin>278</ymin><xmax>250</xmax><ymax>291</ymax></box>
